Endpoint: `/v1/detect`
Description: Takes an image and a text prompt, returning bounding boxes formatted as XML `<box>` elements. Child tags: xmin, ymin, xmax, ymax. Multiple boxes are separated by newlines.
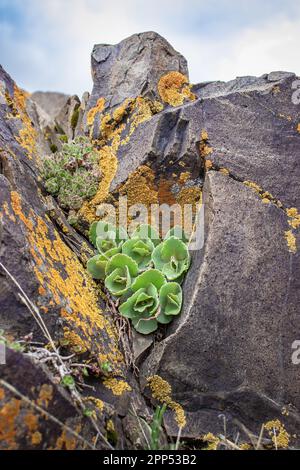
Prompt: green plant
<box><xmin>86</xmin><ymin>222</ymin><xmax>191</xmax><ymax>334</ymax></box>
<box><xmin>41</xmin><ymin>136</ymin><xmax>101</xmax><ymax>214</ymax></box>
<box><xmin>61</xmin><ymin>374</ymin><xmax>76</xmax><ymax>389</ymax></box>
<box><xmin>147</xmin><ymin>404</ymin><xmax>167</xmax><ymax>450</ymax></box>
<box><xmin>152</xmin><ymin>236</ymin><xmax>190</xmax><ymax>281</ymax></box>
<box><xmin>71</xmin><ymin>106</ymin><xmax>80</xmax><ymax>131</ymax></box>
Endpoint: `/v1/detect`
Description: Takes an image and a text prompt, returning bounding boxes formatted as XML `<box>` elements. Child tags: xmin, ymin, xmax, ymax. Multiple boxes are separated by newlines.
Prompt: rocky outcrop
<box><xmin>31</xmin><ymin>91</ymin><xmax>69</xmax><ymax>121</ymax></box>
<box><xmin>1</xmin><ymin>30</ymin><xmax>300</xmax><ymax>449</ymax></box>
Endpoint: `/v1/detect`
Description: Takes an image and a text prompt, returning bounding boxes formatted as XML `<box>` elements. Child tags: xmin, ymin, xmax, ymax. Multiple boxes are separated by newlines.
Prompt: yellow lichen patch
<box><xmin>201</xmin><ymin>432</ymin><xmax>220</xmax><ymax>450</ymax></box>
<box><xmin>286</xmin><ymin>207</ymin><xmax>300</xmax><ymax>229</ymax></box>
<box><xmin>239</xmin><ymin>442</ymin><xmax>252</xmax><ymax>450</ymax></box>
<box><xmin>219</xmin><ymin>167</ymin><xmax>229</xmax><ymax>176</ymax></box>
<box><xmin>297</xmin><ymin>123</ymin><xmax>300</xmax><ymax>133</ymax></box>
<box><xmin>178</xmin><ymin>171</ymin><xmax>190</xmax><ymax>184</ymax></box>
<box><xmin>147</xmin><ymin>375</ymin><xmax>186</xmax><ymax>429</ymax></box>
<box><xmin>9</xmin><ymin>190</ymin><xmax>123</xmax><ymax>371</ymax></box>
<box><xmin>0</xmin><ymin>389</ymin><xmax>5</xmax><ymax>401</ymax></box>
<box><xmin>158</xmin><ymin>71</ymin><xmax>196</xmax><ymax>107</ymax></box>
<box><xmin>284</xmin><ymin>230</ymin><xmax>297</xmax><ymax>253</ymax></box>
<box><xmin>200</xmin><ymin>130</ymin><xmax>213</xmax><ymax>163</ymax></box>
<box><xmin>13</xmin><ymin>85</ymin><xmax>37</xmax><ymax>160</ymax></box>
<box><xmin>243</xmin><ymin>180</ymin><xmax>262</xmax><ymax>193</ymax></box>
<box><xmin>264</xmin><ymin>419</ymin><xmax>290</xmax><ymax>449</ymax></box>
<box><xmin>63</xmin><ymin>328</ymin><xmax>87</xmax><ymax>354</ymax></box>
<box><xmin>103</xmin><ymin>378</ymin><xmax>131</xmax><ymax>396</ymax></box>
<box><xmin>0</xmin><ymin>398</ymin><xmax>21</xmax><ymax>449</ymax></box>
<box><xmin>86</xmin><ymin>97</ymin><xmax>105</xmax><ymax>127</ymax></box>
<box><xmin>86</xmin><ymin>396</ymin><xmax>104</xmax><ymax>413</ymax></box>
<box><xmin>79</xmin><ymin>146</ymin><xmax>118</xmax><ymax>224</ymax></box>
<box><xmin>31</xmin><ymin>431</ymin><xmax>42</xmax><ymax>446</ymax></box>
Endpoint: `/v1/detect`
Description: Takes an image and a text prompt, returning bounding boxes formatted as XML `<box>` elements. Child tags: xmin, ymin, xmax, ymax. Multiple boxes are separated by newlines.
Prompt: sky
<box><xmin>0</xmin><ymin>0</ymin><xmax>299</xmax><ymax>96</ymax></box>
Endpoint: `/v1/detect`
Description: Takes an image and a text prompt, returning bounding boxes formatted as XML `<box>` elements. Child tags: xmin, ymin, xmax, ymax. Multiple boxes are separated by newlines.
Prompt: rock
<box><xmin>0</xmin><ymin>348</ymin><xmax>103</xmax><ymax>450</ymax></box>
<box><xmin>0</xmin><ymin>64</ymin><xmax>137</xmax><ymax>448</ymax></box>
<box><xmin>140</xmin><ymin>72</ymin><xmax>300</xmax><ymax>442</ymax></box>
<box><xmin>55</xmin><ymin>94</ymin><xmax>81</xmax><ymax>140</ymax></box>
<box><xmin>31</xmin><ymin>91</ymin><xmax>69</xmax><ymax>121</ymax></box>
<box><xmin>83</xmin><ymin>31</ymin><xmax>190</xmax><ymax>138</ymax></box>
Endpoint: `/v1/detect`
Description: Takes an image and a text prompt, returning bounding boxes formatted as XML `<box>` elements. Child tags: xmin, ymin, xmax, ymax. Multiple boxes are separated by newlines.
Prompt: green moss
<box><xmin>59</xmin><ymin>134</ymin><xmax>68</xmax><ymax>143</ymax></box>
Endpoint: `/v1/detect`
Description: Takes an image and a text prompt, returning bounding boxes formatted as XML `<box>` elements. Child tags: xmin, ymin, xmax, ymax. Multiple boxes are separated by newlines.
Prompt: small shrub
<box><xmin>42</xmin><ymin>136</ymin><xmax>101</xmax><ymax>213</ymax></box>
<box><xmin>87</xmin><ymin>223</ymin><xmax>191</xmax><ymax>335</ymax></box>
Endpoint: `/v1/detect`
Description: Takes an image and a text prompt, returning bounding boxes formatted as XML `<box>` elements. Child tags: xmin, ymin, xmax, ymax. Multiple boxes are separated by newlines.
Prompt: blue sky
<box><xmin>0</xmin><ymin>0</ymin><xmax>299</xmax><ymax>95</ymax></box>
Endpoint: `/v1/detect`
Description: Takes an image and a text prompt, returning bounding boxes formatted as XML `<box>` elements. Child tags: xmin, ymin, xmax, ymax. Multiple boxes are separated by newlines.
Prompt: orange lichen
<box><xmin>13</xmin><ymin>85</ymin><xmax>37</xmax><ymax>160</ymax></box>
<box><xmin>86</xmin><ymin>396</ymin><xmax>104</xmax><ymax>413</ymax></box>
<box><xmin>63</xmin><ymin>328</ymin><xmax>87</xmax><ymax>354</ymax></box>
<box><xmin>119</xmin><ymin>165</ymin><xmax>158</xmax><ymax>210</ymax></box>
<box><xmin>0</xmin><ymin>389</ymin><xmax>5</xmax><ymax>401</ymax></box>
<box><xmin>86</xmin><ymin>97</ymin><xmax>105</xmax><ymax>127</ymax></box>
<box><xmin>103</xmin><ymin>378</ymin><xmax>132</xmax><ymax>396</ymax></box>
<box><xmin>158</xmin><ymin>71</ymin><xmax>196</xmax><ymax>107</ymax></box>
<box><xmin>79</xmin><ymin>146</ymin><xmax>118</xmax><ymax>224</ymax></box>
<box><xmin>9</xmin><ymin>190</ymin><xmax>124</xmax><ymax>371</ymax></box>
<box><xmin>37</xmin><ymin>384</ymin><xmax>53</xmax><ymax>409</ymax></box>
<box><xmin>297</xmin><ymin>123</ymin><xmax>300</xmax><ymax>133</ymax></box>
<box><xmin>55</xmin><ymin>425</ymin><xmax>81</xmax><ymax>450</ymax></box>
<box><xmin>147</xmin><ymin>375</ymin><xmax>186</xmax><ymax>429</ymax></box>
<box><xmin>24</xmin><ymin>412</ymin><xmax>39</xmax><ymax>432</ymax></box>
<box><xmin>0</xmin><ymin>398</ymin><xmax>21</xmax><ymax>449</ymax></box>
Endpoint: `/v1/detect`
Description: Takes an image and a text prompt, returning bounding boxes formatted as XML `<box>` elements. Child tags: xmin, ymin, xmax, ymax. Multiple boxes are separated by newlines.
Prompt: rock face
<box><xmin>31</xmin><ymin>91</ymin><xmax>69</xmax><ymax>121</ymax></box>
<box><xmin>88</xmin><ymin>31</ymin><xmax>188</xmax><ymax>111</ymax></box>
<box><xmin>1</xmin><ymin>30</ymin><xmax>300</xmax><ymax>449</ymax></box>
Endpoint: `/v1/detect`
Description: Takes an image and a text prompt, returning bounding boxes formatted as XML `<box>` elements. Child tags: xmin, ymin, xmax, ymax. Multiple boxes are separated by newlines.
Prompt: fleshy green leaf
<box><xmin>152</xmin><ymin>237</ymin><xmax>190</xmax><ymax>280</ymax></box>
<box><xmin>131</xmin><ymin>224</ymin><xmax>161</xmax><ymax>246</ymax></box>
<box><xmin>159</xmin><ymin>282</ymin><xmax>182</xmax><ymax>317</ymax></box>
<box><xmin>131</xmin><ymin>269</ymin><xmax>166</xmax><ymax>292</ymax></box>
<box><xmin>122</xmin><ymin>237</ymin><xmax>154</xmax><ymax>269</ymax></box>
<box><xmin>106</xmin><ymin>253</ymin><xmax>139</xmax><ymax>278</ymax></box>
<box><xmin>105</xmin><ymin>265</ymin><xmax>132</xmax><ymax>296</ymax></box>
<box><xmin>164</xmin><ymin>226</ymin><xmax>189</xmax><ymax>243</ymax></box>
<box><xmin>87</xmin><ymin>254</ymin><xmax>108</xmax><ymax>280</ymax></box>
<box><xmin>132</xmin><ymin>317</ymin><xmax>158</xmax><ymax>334</ymax></box>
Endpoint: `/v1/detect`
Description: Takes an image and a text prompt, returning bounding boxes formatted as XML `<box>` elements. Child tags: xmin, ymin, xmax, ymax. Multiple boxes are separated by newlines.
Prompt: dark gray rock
<box><xmin>84</xmin><ymin>31</ymin><xmax>188</xmax><ymax>136</ymax></box>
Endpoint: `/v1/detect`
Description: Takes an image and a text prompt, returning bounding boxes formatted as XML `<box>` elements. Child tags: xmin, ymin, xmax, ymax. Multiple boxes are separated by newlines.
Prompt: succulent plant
<box><xmin>87</xmin><ymin>254</ymin><xmax>108</xmax><ymax>280</ymax></box>
<box><xmin>152</xmin><ymin>236</ymin><xmax>190</xmax><ymax>281</ymax></box>
<box><xmin>122</xmin><ymin>237</ymin><xmax>154</xmax><ymax>269</ymax></box>
<box><xmin>105</xmin><ymin>253</ymin><xmax>138</xmax><ymax>296</ymax></box>
<box><xmin>119</xmin><ymin>270</ymin><xmax>166</xmax><ymax>334</ymax></box>
<box><xmin>86</xmin><ymin>223</ymin><xmax>191</xmax><ymax>335</ymax></box>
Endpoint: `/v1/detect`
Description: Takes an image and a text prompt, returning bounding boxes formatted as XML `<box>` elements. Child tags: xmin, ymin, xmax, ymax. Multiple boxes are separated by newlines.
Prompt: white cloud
<box><xmin>0</xmin><ymin>0</ymin><xmax>299</xmax><ymax>94</ymax></box>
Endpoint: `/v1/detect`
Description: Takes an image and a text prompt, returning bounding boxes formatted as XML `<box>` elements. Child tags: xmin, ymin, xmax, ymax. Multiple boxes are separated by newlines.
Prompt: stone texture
<box><xmin>31</xmin><ymin>91</ymin><xmax>69</xmax><ymax>121</ymax></box>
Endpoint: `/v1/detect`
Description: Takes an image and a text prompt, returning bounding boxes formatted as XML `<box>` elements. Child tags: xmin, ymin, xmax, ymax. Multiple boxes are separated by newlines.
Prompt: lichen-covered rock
<box><xmin>140</xmin><ymin>72</ymin><xmax>300</xmax><ymax>441</ymax></box>
<box><xmin>0</xmin><ymin>348</ymin><xmax>103</xmax><ymax>450</ymax></box>
<box><xmin>85</xmin><ymin>31</ymin><xmax>188</xmax><ymax>123</ymax></box>
<box><xmin>0</xmin><ymin>64</ymin><xmax>136</xmax><ymax>448</ymax></box>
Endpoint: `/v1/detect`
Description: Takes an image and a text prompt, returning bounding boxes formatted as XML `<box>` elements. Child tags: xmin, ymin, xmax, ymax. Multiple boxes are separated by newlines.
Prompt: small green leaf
<box><xmin>106</xmin><ymin>253</ymin><xmax>139</xmax><ymax>278</ymax></box>
<box><xmin>132</xmin><ymin>317</ymin><xmax>158</xmax><ymax>334</ymax></box>
<box><xmin>87</xmin><ymin>254</ymin><xmax>108</xmax><ymax>280</ymax></box>
<box><xmin>61</xmin><ymin>374</ymin><xmax>75</xmax><ymax>389</ymax></box>
<box><xmin>119</xmin><ymin>284</ymin><xmax>159</xmax><ymax>320</ymax></box>
<box><xmin>131</xmin><ymin>269</ymin><xmax>166</xmax><ymax>292</ymax></box>
<box><xmin>105</xmin><ymin>254</ymin><xmax>138</xmax><ymax>296</ymax></box>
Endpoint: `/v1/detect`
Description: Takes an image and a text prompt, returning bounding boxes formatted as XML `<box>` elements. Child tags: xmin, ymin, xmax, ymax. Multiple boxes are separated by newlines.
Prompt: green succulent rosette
<box><xmin>119</xmin><ymin>269</ymin><xmax>166</xmax><ymax>334</ymax></box>
<box><xmin>122</xmin><ymin>237</ymin><xmax>154</xmax><ymax>270</ymax></box>
<box><xmin>152</xmin><ymin>236</ymin><xmax>190</xmax><ymax>281</ymax></box>
<box><xmin>105</xmin><ymin>253</ymin><xmax>138</xmax><ymax>296</ymax></box>
<box><xmin>157</xmin><ymin>282</ymin><xmax>182</xmax><ymax>324</ymax></box>
<box><xmin>131</xmin><ymin>224</ymin><xmax>161</xmax><ymax>246</ymax></box>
